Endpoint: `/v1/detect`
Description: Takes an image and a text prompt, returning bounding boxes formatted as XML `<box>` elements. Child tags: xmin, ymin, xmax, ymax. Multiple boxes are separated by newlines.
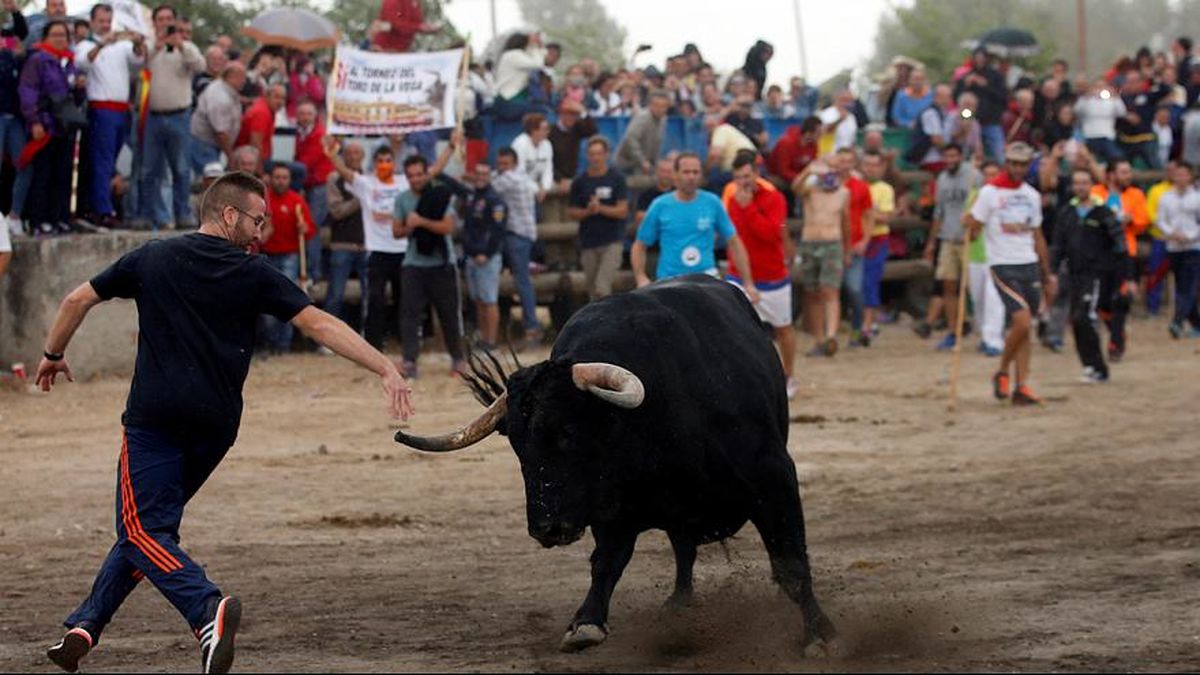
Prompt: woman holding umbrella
<box><xmin>18</xmin><ymin>19</ymin><xmax>84</xmax><ymax>235</ymax></box>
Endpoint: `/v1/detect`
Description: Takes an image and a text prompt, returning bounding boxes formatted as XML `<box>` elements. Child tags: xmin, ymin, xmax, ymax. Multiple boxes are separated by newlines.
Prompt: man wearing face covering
<box><xmin>325</xmin><ymin>137</ymin><xmax>411</xmax><ymax>349</ymax></box>
<box><xmin>35</xmin><ymin>171</ymin><xmax>412</xmax><ymax>675</ymax></box>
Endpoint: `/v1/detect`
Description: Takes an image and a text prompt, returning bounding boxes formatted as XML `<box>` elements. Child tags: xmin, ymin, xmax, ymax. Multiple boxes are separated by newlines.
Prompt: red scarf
<box><xmin>988</xmin><ymin>172</ymin><xmax>1026</xmax><ymax>189</ymax></box>
<box><xmin>34</xmin><ymin>42</ymin><xmax>74</xmax><ymax>62</ymax></box>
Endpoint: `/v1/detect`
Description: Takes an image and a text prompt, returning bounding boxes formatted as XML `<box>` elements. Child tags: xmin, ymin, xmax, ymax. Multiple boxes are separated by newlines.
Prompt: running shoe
<box><xmin>804</xmin><ymin>345</ymin><xmax>827</xmax><ymax>358</ymax></box>
<box><xmin>935</xmin><ymin>333</ymin><xmax>957</xmax><ymax>351</ymax></box>
<box><xmin>1011</xmin><ymin>385</ymin><xmax>1043</xmax><ymax>406</ymax></box>
<box><xmin>402</xmin><ymin>360</ymin><xmax>419</xmax><ymax>379</ymax></box>
<box><xmin>1169</xmin><ymin>322</ymin><xmax>1184</xmax><ymax>340</ymax></box>
<box><xmin>912</xmin><ymin>319</ymin><xmax>932</xmax><ymax>339</ymax></box>
<box><xmin>1041</xmin><ymin>337</ymin><xmax>1064</xmax><ymax>353</ymax></box>
<box><xmin>823</xmin><ymin>337</ymin><xmax>839</xmax><ymax>357</ymax></box>
<box><xmin>1107</xmin><ymin>340</ymin><xmax>1124</xmax><ymax>363</ymax></box>
<box><xmin>47</xmin><ymin>624</ymin><xmax>96</xmax><ymax>673</ymax></box>
<box><xmin>979</xmin><ymin>343</ymin><xmax>1003</xmax><ymax>357</ymax></box>
<box><xmin>450</xmin><ymin>359</ymin><xmax>468</xmax><ymax>377</ymax></box>
<box><xmin>197</xmin><ymin>596</ymin><xmax>241</xmax><ymax>675</ymax></box>
<box><xmin>992</xmin><ymin>371</ymin><xmax>1011</xmax><ymax>400</ymax></box>
<box><xmin>1079</xmin><ymin>367</ymin><xmax>1109</xmax><ymax>384</ymax></box>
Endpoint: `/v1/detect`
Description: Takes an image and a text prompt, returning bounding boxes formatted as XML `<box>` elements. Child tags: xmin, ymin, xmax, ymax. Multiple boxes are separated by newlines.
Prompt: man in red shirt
<box><xmin>767</xmin><ymin>116</ymin><xmax>820</xmax><ymax>214</ymax></box>
<box><xmin>294</xmin><ymin>101</ymin><xmax>334</xmax><ymax>282</ymax></box>
<box><xmin>722</xmin><ymin>150</ymin><xmax>798</xmax><ymax>397</ymax></box>
<box><xmin>260</xmin><ymin>164</ymin><xmax>314</xmax><ymax>353</ymax></box>
<box><xmin>236</xmin><ymin>84</ymin><xmax>286</xmax><ymax>174</ymax></box>
<box><xmin>835</xmin><ymin>147</ymin><xmax>874</xmax><ymax>338</ymax></box>
<box><xmin>370</xmin><ymin>0</ymin><xmax>439</xmax><ymax>53</ymax></box>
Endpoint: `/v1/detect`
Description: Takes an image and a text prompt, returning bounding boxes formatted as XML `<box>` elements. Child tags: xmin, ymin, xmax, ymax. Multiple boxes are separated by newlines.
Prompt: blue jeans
<box><xmin>0</xmin><ymin>113</ymin><xmax>32</xmax><ymax>217</ymax></box>
<box><xmin>1119</xmin><ymin>139</ymin><xmax>1162</xmax><ymax>169</ymax></box>
<box><xmin>87</xmin><ymin>108</ymin><xmax>130</xmax><ymax>217</ymax></box>
<box><xmin>189</xmin><ymin>136</ymin><xmax>220</xmax><ymax>178</ymax></box>
<box><xmin>325</xmin><ymin>249</ymin><xmax>367</xmax><ymax>325</ymax></box>
<box><xmin>64</xmin><ymin>426</ymin><xmax>227</xmax><ymax>634</ymax></box>
<box><xmin>304</xmin><ymin>186</ymin><xmax>327</xmax><ymax>282</ymax></box>
<box><xmin>981</xmin><ymin>124</ymin><xmax>1005</xmax><ymax>163</ymax></box>
<box><xmin>1085</xmin><ymin>137</ymin><xmax>1124</xmax><ymax>165</ymax></box>
<box><xmin>264</xmin><ymin>253</ymin><xmax>299</xmax><ymax>350</ymax></box>
<box><xmin>138</xmin><ymin>111</ymin><xmax>192</xmax><ymax>227</ymax></box>
<box><xmin>843</xmin><ymin>253</ymin><xmax>865</xmax><ymax>331</ymax></box>
<box><xmin>1169</xmin><ymin>250</ymin><xmax>1200</xmax><ymax>326</ymax></box>
<box><xmin>1146</xmin><ymin>239</ymin><xmax>1169</xmax><ymax>315</ymax></box>
<box><xmin>503</xmin><ymin>232</ymin><xmax>540</xmax><ymax>331</ymax></box>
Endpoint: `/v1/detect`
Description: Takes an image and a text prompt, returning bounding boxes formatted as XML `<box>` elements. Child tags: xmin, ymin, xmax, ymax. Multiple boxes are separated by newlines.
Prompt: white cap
<box><xmin>203</xmin><ymin>162</ymin><xmax>224</xmax><ymax>179</ymax></box>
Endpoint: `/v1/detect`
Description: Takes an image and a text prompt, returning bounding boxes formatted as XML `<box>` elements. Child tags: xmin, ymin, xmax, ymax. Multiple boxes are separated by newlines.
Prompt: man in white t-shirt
<box><xmin>819</xmin><ymin>90</ymin><xmax>858</xmax><ymax>151</ymax></box>
<box><xmin>74</xmin><ymin>3</ymin><xmax>145</xmax><ymax>226</ymax></box>
<box><xmin>964</xmin><ymin>142</ymin><xmax>1058</xmax><ymax>406</ymax></box>
<box><xmin>325</xmin><ymin>137</ymin><xmax>410</xmax><ymax>350</ymax></box>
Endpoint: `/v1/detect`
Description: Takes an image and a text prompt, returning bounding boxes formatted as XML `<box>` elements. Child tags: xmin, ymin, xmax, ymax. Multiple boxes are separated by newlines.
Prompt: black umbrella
<box><xmin>962</xmin><ymin>27</ymin><xmax>1040</xmax><ymax>59</ymax></box>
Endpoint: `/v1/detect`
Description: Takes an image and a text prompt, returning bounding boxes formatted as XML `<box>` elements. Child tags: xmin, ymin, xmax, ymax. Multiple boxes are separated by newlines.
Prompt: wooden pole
<box><xmin>295</xmin><ymin>204</ymin><xmax>311</xmax><ymax>294</ymax></box>
<box><xmin>947</xmin><ymin>235</ymin><xmax>972</xmax><ymax>412</ymax></box>
<box><xmin>1076</xmin><ymin>0</ymin><xmax>1087</xmax><ymax>75</ymax></box>
<box><xmin>454</xmin><ymin>45</ymin><xmax>471</xmax><ymax>162</ymax></box>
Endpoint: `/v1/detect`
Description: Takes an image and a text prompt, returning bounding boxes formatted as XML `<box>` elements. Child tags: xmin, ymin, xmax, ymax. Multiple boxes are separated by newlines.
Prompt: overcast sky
<box><xmin>443</xmin><ymin>0</ymin><xmax>894</xmax><ymax>87</ymax></box>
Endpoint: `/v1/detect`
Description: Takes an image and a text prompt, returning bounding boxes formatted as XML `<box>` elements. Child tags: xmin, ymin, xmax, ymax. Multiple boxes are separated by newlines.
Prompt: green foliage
<box><xmin>869</xmin><ymin>0</ymin><xmax>1200</xmax><ymax>83</ymax></box>
<box><xmin>517</xmin><ymin>0</ymin><xmax>628</xmax><ymax>71</ymax></box>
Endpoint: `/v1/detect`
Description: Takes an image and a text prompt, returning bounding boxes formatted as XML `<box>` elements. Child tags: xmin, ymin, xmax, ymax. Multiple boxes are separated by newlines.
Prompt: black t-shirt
<box><xmin>90</xmin><ymin>233</ymin><xmax>312</xmax><ymax>447</ymax></box>
<box><xmin>569</xmin><ymin>168</ymin><xmax>628</xmax><ymax>249</ymax></box>
<box><xmin>636</xmin><ymin>186</ymin><xmax>668</xmax><ymax>213</ymax></box>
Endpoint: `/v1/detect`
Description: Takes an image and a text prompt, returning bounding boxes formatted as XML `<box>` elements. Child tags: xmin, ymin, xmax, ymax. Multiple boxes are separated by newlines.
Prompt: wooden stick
<box><xmin>454</xmin><ymin>44</ymin><xmax>470</xmax><ymax>162</ymax></box>
<box><xmin>947</xmin><ymin>235</ymin><xmax>972</xmax><ymax>412</ymax></box>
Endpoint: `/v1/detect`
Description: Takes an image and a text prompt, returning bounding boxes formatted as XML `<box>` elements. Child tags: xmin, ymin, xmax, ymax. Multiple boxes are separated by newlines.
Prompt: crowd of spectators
<box><xmin>1</xmin><ymin>1</ymin><xmax>1198</xmax><ymax>386</ymax></box>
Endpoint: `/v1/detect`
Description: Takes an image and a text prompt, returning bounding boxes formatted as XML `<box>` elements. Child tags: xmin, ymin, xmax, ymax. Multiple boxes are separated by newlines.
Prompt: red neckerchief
<box><xmin>34</xmin><ymin>42</ymin><xmax>74</xmax><ymax>62</ymax></box>
<box><xmin>988</xmin><ymin>172</ymin><xmax>1025</xmax><ymax>189</ymax></box>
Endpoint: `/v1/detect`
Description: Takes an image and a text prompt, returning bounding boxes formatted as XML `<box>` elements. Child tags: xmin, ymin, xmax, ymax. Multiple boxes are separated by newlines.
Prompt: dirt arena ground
<box><xmin>1</xmin><ymin>316</ymin><xmax>1198</xmax><ymax>672</ymax></box>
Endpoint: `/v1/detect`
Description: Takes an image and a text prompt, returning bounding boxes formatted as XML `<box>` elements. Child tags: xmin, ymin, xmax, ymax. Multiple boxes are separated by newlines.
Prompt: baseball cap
<box><xmin>1005</xmin><ymin>142</ymin><xmax>1034</xmax><ymax>163</ymax></box>
<box><xmin>203</xmin><ymin>162</ymin><xmax>224</xmax><ymax>179</ymax></box>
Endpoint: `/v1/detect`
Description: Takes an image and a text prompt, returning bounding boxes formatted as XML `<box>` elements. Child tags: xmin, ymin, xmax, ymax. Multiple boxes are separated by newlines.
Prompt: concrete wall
<box><xmin>0</xmin><ymin>232</ymin><xmax>167</xmax><ymax>378</ymax></box>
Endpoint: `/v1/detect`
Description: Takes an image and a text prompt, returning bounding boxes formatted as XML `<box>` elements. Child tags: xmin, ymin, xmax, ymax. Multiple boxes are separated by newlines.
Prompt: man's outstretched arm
<box><xmin>36</xmin><ymin>282</ymin><xmax>105</xmax><ymax>391</ymax></box>
<box><xmin>291</xmin><ymin>306</ymin><xmax>414</xmax><ymax>420</ymax></box>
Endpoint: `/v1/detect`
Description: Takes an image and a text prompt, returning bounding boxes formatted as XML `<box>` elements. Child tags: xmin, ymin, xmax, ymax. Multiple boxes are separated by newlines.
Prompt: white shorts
<box><xmin>729</xmin><ymin>278</ymin><xmax>793</xmax><ymax>328</ymax></box>
<box><xmin>0</xmin><ymin>219</ymin><xmax>10</xmax><ymax>254</ymax></box>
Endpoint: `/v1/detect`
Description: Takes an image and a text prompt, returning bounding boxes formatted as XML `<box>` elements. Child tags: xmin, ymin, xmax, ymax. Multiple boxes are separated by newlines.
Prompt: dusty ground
<box><xmin>1</xmin><ymin>316</ymin><xmax>1198</xmax><ymax>673</ymax></box>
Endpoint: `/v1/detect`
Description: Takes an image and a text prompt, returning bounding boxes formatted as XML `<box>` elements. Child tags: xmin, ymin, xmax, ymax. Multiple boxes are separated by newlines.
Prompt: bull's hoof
<box><xmin>801</xmin><ymin>616</ymin><xmax>839</xmax><ymax>657</ymax></box>
<box><xmin>801</xmin><ymin>635</ymin><xmax>839</xmax><ymax>658</ymax></box>
<box><xmin>559</xmin><ymin>623</ymin><xmax>608</xmax><ymax>653</ymax></box>
<box><xmin>662</xmin><ymin>591</ymin><xmax>694</xmax><ymax>611</ymax></box>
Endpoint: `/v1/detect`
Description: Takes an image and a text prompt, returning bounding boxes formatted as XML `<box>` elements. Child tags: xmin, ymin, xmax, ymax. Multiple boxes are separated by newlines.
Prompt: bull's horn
<box><xmin>394</xmin><ymin>393</ymin><xmax>508</xmax><ymax>452</ymax></box>
<box><xmin>571</xmin><ymin>363</ymin><xmax>645</xmax><ymax>409</ymax></box>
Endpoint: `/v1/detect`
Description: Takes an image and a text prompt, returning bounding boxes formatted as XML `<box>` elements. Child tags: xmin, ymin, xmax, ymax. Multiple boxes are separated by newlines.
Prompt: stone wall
<box><xmin>0</xmin><ymin>232</ymin><xmax>166</xmax><ymax>377</ymax></box>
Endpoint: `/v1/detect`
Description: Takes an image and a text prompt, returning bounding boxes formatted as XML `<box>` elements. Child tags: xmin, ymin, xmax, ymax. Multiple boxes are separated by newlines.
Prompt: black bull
<box><xmin>394</xmin><ymin>275</ymin><xmax>836</xmax><ymax>652</ymax></box>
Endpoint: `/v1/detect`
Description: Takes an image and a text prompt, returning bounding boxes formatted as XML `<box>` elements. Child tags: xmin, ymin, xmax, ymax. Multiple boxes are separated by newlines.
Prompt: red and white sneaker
<box><xmin>47</xmin><ymin>625</ymin><xmax>94</xmax><ymax>672</ymax></box>
<box><xmin>197</xmin><ymin>596</ymin><xmax>242</xmax><ymax>674</ymax></box>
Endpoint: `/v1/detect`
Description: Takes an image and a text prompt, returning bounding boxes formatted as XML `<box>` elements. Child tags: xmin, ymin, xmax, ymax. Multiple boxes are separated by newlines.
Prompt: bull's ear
<box><xmin>571</xmin><ymin>363</ymin><xmax>645</xmax><ymax>409</ymax></box>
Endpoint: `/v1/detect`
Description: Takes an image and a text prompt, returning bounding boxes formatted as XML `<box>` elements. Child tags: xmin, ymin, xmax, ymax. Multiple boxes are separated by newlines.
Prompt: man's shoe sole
<box><xmin>47</xmin><ymin>629</ymin><xmax>91</xmax><ymax>673</ymax></box>
<box><xmin>205</xmin><ymin>597</ymin><xmax>242</xmax><ymax>674</ymax></box>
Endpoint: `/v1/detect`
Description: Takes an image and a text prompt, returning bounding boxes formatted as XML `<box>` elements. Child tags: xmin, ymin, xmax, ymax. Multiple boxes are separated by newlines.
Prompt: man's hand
<box><xmin>641</xmin><ymin>161</ymin><xmax>651</xmax><ymax>174</ymax></box>
<box><xmin>1</xmin><ymin>0</ymin><xmax>17</xmax><ymax>13</ymax></box>
<box><xmin>536</xmin><ymin>189</ymin><xmax>546</xmax><ymax>204</ymax></box>
<box><xmin>35</xmin><ymin>358</ymin><xmax>73</xmax><ymax>392</ymax></box>
<box><xmin>1044</xmin><ymin>273</ymin><xmax>1059</xmax><ymax>302</ymax></box>
<box><xmin>322</xmin><ymin>134</ymin><xmax>340</xmax><ymax>158</ymax></box>
<box><xmin>743</xmin><ymin>285</ymin><xmax>761</xmax><ymax>304</ymax></box>
<box><xmin>923</xmin><ymin>240</ymin><xmax>936</xmax><ymax>263</ymax></box>
<box><xmin>852</xmin><ymin>240</ymin><xmax>868</xmax><ymax>257</ymax></box>
<box><xmin>473</xmin><ymin>254</ymin><xmax>488</xmax><ymax>265</ymax></box>
<box><xmin>734</xmin><ymin>184</ymin><xmax>754</xmax><ymax>207</ymax></box>
<box><xmin>587</xmin><ymin>195</ymin><xmax>600</xmax><ymax>215</ymax></box>
<box><xmin>30</xmin><ymin>122</ymin><xmax>45</xmax><ymax>141</ymax></box>
<box><xmin>382</xmin><ymin>367</ymin><xmax>414</xmax><ymax>420</ymax></box>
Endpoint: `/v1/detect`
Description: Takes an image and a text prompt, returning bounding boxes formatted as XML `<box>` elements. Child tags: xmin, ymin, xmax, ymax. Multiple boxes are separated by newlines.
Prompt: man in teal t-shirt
<box><xmin>392</xmin><ymin>153</ymin><xmax>464</xmax><ymax>378</ymax></box>
<box><xmin>631</xmin><ymin>153</ymin><xmax>759</xmax><ymax>303</ymax></box>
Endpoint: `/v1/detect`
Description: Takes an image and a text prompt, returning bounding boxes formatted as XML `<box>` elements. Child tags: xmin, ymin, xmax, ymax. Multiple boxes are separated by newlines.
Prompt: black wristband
<box><xmin>44</xmin><ymin>351</ymin><xmax>64</xmax><ymax>362</ymax></box>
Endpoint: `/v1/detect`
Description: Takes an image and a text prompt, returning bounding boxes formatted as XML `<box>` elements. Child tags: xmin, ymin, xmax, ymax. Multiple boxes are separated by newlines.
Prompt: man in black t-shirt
<box><xmin>633</xmin><ymin>158</ymin><xmax>676</xmax><ymax>236</ymax></box>
<box><xmin>567</xmin><ymin>136</ymin><xmax>630</xmax><ymax>301</ymax></box>
<box><xmin>35</xmin><ymin>172</ymin><xmax>412</xmax><ymax>675</ymax></box>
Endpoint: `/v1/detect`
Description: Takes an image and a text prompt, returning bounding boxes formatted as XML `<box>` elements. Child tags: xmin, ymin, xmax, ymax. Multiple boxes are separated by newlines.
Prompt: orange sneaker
<box><xmin>992</xmin><ymin>371</ymin><xmax>1011</xmax><ymax>400</ymax></box>
<box><xmin>1011</xmin><ymin>385</ymin><xmax>1043</xmax><ymax>406</ymax></box>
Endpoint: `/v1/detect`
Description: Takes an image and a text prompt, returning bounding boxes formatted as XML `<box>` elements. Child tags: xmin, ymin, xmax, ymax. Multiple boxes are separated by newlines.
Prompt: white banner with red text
<box><xmin>327</xmin><ymin>46</ymin><xmax>463</xmax><ymax>136</ymax></box>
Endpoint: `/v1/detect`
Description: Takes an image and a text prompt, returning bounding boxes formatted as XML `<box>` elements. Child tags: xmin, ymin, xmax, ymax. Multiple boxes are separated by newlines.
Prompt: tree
<box><xmin>517</xmin><ymin>0</ymin><xmax>628</xmax><ymax>71</ymax></box>
<box><xmin>867</xmin><ymin>0</ymin><xmax>1192</xmax><ymax>85</ymax></box>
